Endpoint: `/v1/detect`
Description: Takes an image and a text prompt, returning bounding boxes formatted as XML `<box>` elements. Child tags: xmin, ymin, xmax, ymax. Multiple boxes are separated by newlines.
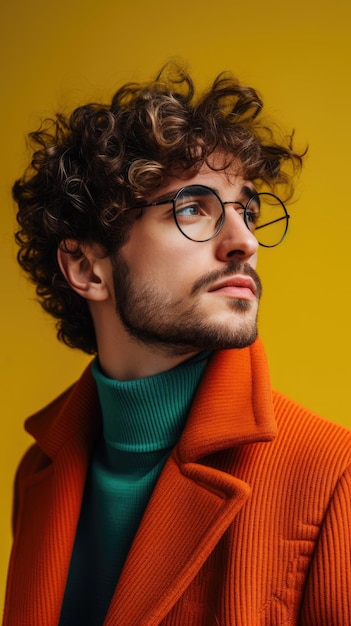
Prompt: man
<box><xmin>3</xmin><ymin>63</ymin><xmax>351</xmax><ymax>625</ymax></box>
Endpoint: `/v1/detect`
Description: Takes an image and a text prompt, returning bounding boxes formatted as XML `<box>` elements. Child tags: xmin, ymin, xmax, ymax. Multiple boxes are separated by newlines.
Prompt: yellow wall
<box><xmin>1</xmin><ymin>0</ymin><xmax>350</xmax><ymax>610</ymax></box>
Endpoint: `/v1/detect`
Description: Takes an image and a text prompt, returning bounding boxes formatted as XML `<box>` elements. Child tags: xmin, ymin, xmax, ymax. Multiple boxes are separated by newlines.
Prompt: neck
<box><xmin>101</xmin><ymin>343</ymin><xmax>199</xmax><ymax>381</ymax></box>
<box><xmin>97</xmin><ymin>322</ymin><xmax>198</xmax><ymax>382</ymax></box>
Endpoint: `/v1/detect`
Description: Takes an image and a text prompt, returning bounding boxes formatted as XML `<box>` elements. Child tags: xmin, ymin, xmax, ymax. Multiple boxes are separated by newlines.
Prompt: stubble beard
<box><xmin>111</xmin><ymin>255</ymin><xmax>262</xmax><ymax>357</ymax></box>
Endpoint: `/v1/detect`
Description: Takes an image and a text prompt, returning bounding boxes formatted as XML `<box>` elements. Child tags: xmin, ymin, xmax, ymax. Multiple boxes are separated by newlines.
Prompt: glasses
<box><xmin>135</xmin><ymin>184</ymin><xmax>290</xmax><ymax>248</ymax></box>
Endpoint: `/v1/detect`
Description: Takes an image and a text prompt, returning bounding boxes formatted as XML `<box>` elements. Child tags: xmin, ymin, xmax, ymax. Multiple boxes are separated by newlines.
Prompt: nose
<box><xmin>215</xmin><ymin>203</ymin><xmax>259</xmax><ymax>262</ymax></box>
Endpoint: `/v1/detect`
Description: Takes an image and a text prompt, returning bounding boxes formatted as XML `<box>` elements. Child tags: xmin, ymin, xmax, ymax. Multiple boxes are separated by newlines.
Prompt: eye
<box><xmin>175</xmin><ymin>202</ymin><xmax>203</xmax><ymax>217</ymax></box>
<box><xmin>245</xmin><ymin>210</ymin><xmax>259</xmax><ymax>224</ymax></box>
<box><xmin>176</xmin><ymin>200</ymin><xmax>211</xmax><ymax>219</ymax></box>
<box><xmin>244</xmin><ymin>196</ymin><xmax>260</xmax><ymax>229</ymax></box>
<box><xmin>174</xmin><ymin>186</ymin><xmax>219</xmax><ymax>226</ymax></box>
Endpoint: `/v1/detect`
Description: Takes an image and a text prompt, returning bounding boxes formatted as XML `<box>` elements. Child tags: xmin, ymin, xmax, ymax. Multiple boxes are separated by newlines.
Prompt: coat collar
<box><xmin>25</xmin><ymin>337</ymin><xmax>276</xmax><ymax>463</ymax></box>
<box><xmin>178</xmin><ymin>336</ymin><xmax>276</xmax><ymax>463</ymax></box>
<box><xmin>24</xmin><ymin>364</ymin><xmax>101</xmax><ymax>459</ymax></box>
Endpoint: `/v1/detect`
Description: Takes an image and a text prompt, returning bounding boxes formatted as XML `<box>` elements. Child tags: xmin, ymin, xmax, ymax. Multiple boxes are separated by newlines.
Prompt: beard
<box><xmin>111</xmin><ymin>255</ymin><xmax>262</xmax><ymax>357</ymax></box>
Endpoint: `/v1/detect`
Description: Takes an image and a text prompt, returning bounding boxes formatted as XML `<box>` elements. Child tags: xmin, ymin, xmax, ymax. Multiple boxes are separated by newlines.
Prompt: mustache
<box><xmin>191</xmin><ymin>261</ymin><xmax>262</xmax><ymax>297</ymax></box>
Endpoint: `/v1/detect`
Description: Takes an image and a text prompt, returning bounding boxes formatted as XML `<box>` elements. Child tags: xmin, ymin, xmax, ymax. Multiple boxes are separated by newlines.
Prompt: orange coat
<box><xmin>3</xmin><ymin>339</ymin><xmax>351</xmax><ymax>625</ymax></box>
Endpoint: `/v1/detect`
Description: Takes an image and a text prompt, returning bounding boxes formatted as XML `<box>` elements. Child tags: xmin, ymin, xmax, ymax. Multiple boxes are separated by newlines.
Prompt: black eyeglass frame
<box><xmin>131</xmin><ymin>185</ymin><xmax>290</xmax><ymax>248</ymax></box>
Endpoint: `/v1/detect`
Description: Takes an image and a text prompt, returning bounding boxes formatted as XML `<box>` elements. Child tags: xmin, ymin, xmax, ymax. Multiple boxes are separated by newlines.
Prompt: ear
<box><xmin>57</xmin><ymin>240</ymin><xmax>111</xmax><ymax>302</ymax></box>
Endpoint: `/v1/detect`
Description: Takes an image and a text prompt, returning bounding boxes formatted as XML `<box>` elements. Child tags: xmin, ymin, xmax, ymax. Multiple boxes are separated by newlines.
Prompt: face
<box><xmin>110</xmin><ymin>162</ymin><xmax>261</xmax><ymax>357</ymax></box>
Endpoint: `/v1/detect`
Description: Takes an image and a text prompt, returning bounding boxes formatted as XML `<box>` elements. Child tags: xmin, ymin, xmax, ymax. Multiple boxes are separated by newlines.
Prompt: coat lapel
<box><xmin>105</xmin><ymin>455</ymin><xmax>250</xmax><ymax>626</ymax></box>
<box><xmin>4</xmin><ymin>366</ymin><xmax>100</xmax><ymax>626</ymax></box>
<box><xmin>105</xmin><ymin>339</ymin><xmax>277</xmax><ymax>626</ymax></box>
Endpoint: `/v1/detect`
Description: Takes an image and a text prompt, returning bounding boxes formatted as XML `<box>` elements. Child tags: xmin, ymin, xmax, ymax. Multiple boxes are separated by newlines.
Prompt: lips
<box><xmin>208</xmin><ymin>275</ymin><xmax>257</xmax><ymax>299</ymax></box>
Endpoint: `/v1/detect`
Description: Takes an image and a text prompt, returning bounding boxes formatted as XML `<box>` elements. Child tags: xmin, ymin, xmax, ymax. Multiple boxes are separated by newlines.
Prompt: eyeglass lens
<box><xmin>173</xmin><ymin>185</ymin><xmax>288</xmax><ymax>247</ymax></box>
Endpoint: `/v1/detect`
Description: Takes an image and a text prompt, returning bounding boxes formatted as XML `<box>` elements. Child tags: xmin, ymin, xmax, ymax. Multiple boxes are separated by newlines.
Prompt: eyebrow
<box><xmin>243</xmin><ymin>185</ymin><xmax>261</xmax><ymax>210</ymax></box>
<box><xmin>149</xmin><ymin>183</ymin><xmax>258</xmax><ymax>205</ymax></box>
<box><xmin>238</xmin><ymin>185</ymin><xmax>257</xmax><ymax>201</ymax></box>
<box><xmin>149</xmin><ymin>191</ymin><xmax>178</xmax><ymax>204</ymax></box>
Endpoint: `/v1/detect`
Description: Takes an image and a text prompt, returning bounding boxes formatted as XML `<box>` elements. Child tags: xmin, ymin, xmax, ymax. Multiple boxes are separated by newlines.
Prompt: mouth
<box><xmin>207</xmin><ymin>275</ymin><xmax>257</xmax><ymax>300</ymax></box>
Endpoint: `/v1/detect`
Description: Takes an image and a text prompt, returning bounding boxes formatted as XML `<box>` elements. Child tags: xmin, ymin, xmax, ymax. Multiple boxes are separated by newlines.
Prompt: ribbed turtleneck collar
<box><xmin>91</xmin><ymin>353</ymin><xmax>211</xmax><ymax>454</ymax></box>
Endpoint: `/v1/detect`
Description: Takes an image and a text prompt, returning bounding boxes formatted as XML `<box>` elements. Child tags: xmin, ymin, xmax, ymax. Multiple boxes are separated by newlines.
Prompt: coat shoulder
<box><xmin>272</xmin><ymin>389</ymin><xmax>351</xmax><ymax>475</ymax></box>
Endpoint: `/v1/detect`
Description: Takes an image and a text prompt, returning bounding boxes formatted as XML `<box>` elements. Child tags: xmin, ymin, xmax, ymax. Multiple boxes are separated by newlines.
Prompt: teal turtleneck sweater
<box><xmin>59</xmin><ymin>353</ymin><xmax>209</xmax><ymax>626</ymax></box>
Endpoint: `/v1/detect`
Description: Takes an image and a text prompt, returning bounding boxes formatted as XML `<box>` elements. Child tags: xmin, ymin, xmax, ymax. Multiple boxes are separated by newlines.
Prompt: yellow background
<box><xmin>1</xmin><ymin>0</ymin><xmax>350</xmax><ymax>612</ymax></box>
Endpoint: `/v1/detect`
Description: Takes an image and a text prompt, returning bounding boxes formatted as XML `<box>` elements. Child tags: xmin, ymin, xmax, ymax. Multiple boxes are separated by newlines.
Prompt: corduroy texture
<box><xmin>3</xmin><ymin>338</ymin><xmax>351</xmax><ymax>625</ymax></box>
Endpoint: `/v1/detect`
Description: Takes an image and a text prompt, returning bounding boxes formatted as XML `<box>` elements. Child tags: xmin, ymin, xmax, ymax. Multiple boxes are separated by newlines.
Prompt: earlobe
<box><xmin>57</xmin><ymin>240</ymin><xmax>110</xmax><ymax>301</ymax></box>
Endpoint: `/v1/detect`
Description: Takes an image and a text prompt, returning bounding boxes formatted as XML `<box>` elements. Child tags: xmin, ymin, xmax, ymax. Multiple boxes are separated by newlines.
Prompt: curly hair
<box><xmin>14</xmin><ymin>62</ymin><xmax>305</xmax><ymax>354</ymax></box>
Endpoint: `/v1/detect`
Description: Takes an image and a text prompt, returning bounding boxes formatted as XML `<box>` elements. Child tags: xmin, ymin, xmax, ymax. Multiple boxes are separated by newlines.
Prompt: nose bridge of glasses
<box><xmin>222</xmin><ymin>200</ymin><xmax>246</xmax><ymax>211</ymax></box>
<box><xmin>222</xmin><ymin>200</ymin><xmax>248</xmax><ymax>224</ymax></box>
<box><xmin>221</xmin><ymin>200</ymin><xmax>247</xmax><ymax>225</ymax></box>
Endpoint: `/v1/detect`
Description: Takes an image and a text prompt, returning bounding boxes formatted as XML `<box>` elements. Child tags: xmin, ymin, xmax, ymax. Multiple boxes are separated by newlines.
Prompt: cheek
<box><xmin>121</xmin><ymin>226</ymin><xmax>203</xmax><ymax>281</ymax></box>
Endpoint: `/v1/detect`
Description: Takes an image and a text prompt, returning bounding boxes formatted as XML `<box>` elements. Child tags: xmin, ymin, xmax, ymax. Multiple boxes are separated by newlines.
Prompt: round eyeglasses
<box><xmin>135</xmin><ymin>184</ymin><xmax>290</xmax><ymax>248</ymax></box>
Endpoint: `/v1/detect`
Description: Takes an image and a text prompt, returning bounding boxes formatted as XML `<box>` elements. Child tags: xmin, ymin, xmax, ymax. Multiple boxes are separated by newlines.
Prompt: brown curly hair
<box><xmin>14</xmin><ymin>62</ymin><xmax>305</xmax><ymax>354</ymax></box>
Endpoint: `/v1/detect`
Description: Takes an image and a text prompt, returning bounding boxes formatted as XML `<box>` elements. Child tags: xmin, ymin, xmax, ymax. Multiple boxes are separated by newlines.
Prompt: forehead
<box><xmin>150</xmin><ymin>157</ymin><xmax>252</xmax><ymax>202</ymax></box>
